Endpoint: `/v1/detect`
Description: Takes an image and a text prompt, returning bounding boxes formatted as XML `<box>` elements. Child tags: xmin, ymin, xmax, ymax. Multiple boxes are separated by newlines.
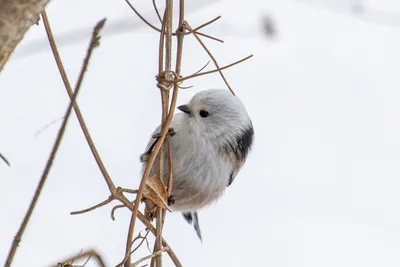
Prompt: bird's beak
<box><xmin>178</xmin><ymin>105</ymin><xmax>191</xmax><ymax>115</ymax></box>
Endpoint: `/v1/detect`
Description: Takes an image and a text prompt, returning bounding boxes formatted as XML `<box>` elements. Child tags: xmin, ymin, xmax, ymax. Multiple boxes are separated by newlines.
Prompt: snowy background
<box><xmin>1</xmin><ymin>0</ymin><xmax>400</xmax><ymax>266</ymax></box>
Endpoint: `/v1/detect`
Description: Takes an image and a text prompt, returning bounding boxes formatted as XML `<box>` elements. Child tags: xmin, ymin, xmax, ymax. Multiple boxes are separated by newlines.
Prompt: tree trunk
<box><xmin>0</xmin><ymin>0</ymin><xmax>50</xmax><ymax>72</ymax></box>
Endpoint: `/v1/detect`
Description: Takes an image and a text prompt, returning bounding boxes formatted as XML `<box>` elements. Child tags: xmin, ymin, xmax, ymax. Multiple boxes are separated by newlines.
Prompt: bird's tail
<box><xmin>182</xmin><ymin>211</ymin><xmax>202</xmax><ymax>241</ymax></box>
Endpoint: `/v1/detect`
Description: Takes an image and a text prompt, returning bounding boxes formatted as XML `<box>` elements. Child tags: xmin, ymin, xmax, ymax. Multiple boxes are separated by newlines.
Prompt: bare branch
<box><xmin>4</xmin><ymin>13</ymin><xmax>105</xmax><ymax>267</ymax></box>
<box><xmin>132</xmin><ymin>247</ymin><xmax>169</xmax><ymax>267</ymax></box>
<box><xmin>178</xmin><ymin>54</ymin><xmax>253</xmax><ymax>83</ymax></box>
<box><xmin>186</xmin><ymin>16</ymin><xmax>221</xmax><ymax>34</ymax></box>
<box><xmin>42</xmin><ymin>12</ymin><xmax>117</xmax><ymax>196</ymax></box>
<box><xmin>124</xmin><ymin>0</ymin><xmax>161</xmax><ymax>32</ymax></box>
<box><xmin>52</xmin><ymin>249</ymin><xmax>106</xmax><ymax>267</ymax></box>
<box><xmin>152</xmin><ymin>0</ymin><xmax>162</xmax><ymax>23</ymax></box>
<box><xmin>0</xmin><ymin>152</ymin><xmax>10</xmax><ymax>166</ymax></box>
<box><xmin>70</xmin><ymin>197</ymin><xmax>114</xmax><ymax>215</ymax></box>
<box><xmin>183</xmin><ymin>21</ymin><xmax>238</xmax><ymax>95</ymax></box>
<box><xmin>111</xmin><ymin>204</ymin><xmax>126</xmax><ymax>221</ymax></box>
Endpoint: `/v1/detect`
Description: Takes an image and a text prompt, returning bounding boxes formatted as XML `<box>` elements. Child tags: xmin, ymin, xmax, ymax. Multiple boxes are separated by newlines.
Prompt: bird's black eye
<box><xmin>199</xmin><ymin>110</ymin><xmax>209</xmax><ymax>118</ymax></box>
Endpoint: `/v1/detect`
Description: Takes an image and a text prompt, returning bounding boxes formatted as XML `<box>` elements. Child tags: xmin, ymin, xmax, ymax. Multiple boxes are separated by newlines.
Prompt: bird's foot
<box><xmin>152</xmin><ymin>128</ymin><xmax>176</xmax><ymax>139</ymax></box>
<box><xmin>140</xmin><ymin>128</ymin><xmax>176</xmax><ymax>163</ymax></box>
<box><xmin>167</xmin><ymin>196</ymin><xmax>175</xmax><ymax>206</ymax></box>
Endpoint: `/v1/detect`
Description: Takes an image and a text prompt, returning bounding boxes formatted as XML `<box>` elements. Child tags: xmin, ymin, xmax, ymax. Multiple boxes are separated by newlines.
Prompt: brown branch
<box><xmin>183</xmin><ymin>21</ymin><xmax>237</xmax><ymax>95</ymax></box>
<box><xmin>124</xmin><ymin>0</ymin><xmax>161</xmax><ymax>32</ymax></box>
<box><xmin>42</xmin><ymin>12</ymin><xmax>116</xmax><ymax>195</ymax></box>
<box><xmin>131</xmin><ymin>229</ymin><xmax>151</xmax><ymax>255</ymax></box>
<box><xmin>70</xmin><ymin>196</ymin><xmax>114</xmax><ymax>215</ymax></box>
<box><xmin>116</xmin><ymin>196</ymin><xmax>182</xmax><ymax>266</ymax></box>
<box><xmin>132</xmin><ymin>247</ymin><xmax>169</xmax><ymax>267</ymax></box>
<box><xmin>52</xmin><ymin>249</ymin><xmax>106</xmax><ymax>267</ymax></box>
<box><xmin>40</xmin><ymin>8</ymin><xmax>179</xmax><ymax>267</ymax></box>
<box><xmin>123</xmin><ymin>2</ymin><xmax>221</xmax><ymax>44</ymax></box>
<box><xmin>0</xmin><ymin>152</ymin><xmax>10</xmax><ymax>166</ymax></box>
<box><xmin>120</xmin><ymin>2</ymin><xmax>181</xmax><ymax>266</ymax></box>
<box><xmin>156</xmin><ymin>0</ymin><xmax>174</xmax><ymax>266</ymax></box>
<box><xmin>111</xmin><ymin>204</ymin><xmax>126</xmax><ymax>221</ymax></box>
<box><xmin>4</xmin><ymin>13</ymin><xmax>104</xmax><ymax>267</ymax></box>
<box><xmin>177</xmin><ymin>54</ymin><xmax>253</xmax><ymax>83</ymax></box>
<box><xmin>194</xmin><ymin>31</ymin><xmax>224</xmax><ymax>43</ymax></box>
<box><xmin>152</xmin><ymin>0</ymin><xmax>162</xmax><ymax>24</ymax></box>
<box><xmin>185</xmin><ymin>16</ymin><xmax>221</xmax><ymax>34</ymax></box>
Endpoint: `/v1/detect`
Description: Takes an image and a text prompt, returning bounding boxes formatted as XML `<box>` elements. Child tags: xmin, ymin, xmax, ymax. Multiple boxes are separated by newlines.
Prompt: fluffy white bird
<box><xmin>140</xmin><ymin>89</ymin><xmax>254</xmax><ymax>240</ymax></box>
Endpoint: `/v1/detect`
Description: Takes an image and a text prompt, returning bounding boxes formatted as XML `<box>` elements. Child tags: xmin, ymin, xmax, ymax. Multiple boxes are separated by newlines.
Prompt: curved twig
<box><xmin>132</xmin><ymin>247</ymin><xmax>169</xmax><ymax>267</ymax></box>
<box><xmin>70</xmin><ymin>197</ymin><xmax>114</xmax><ymax>215</ymax></box>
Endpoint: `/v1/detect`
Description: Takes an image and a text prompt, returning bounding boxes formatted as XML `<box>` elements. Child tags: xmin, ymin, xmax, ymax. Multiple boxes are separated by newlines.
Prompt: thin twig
<box><xmin>194</xmin><ymin>60</ymin><xmax>210</xmax><ymax>75</ymax></box>
<box><xmin>4</xmin><ymin>13</ymin><xmax>104</xmax><ymax>267</ymax></box>
<box><xmin>124</xmin><ymin>0</ymin><xmax>161</xmax><ymax>32</ymax></box>
<box><xmin>116</xmin><ymin>196</ymin><xmax>182</xmax><ymax>266</ymax></box>
<box><xmin>177</xmin><ymin>54</ymin><xmax>253</xmax><ymax>83</ymax></box>
<box><xmin>42</xmin><ymin>12</ymin><xmax>116</xmax><ymax>194</ymax></box>
<box><xmin>183</xmin><ymin>21</ymin><xmax>236</xmax><ymax>95</ymax></box>
<box><xmin>35</xmin><ymin>116</ymin><xmax>65</xmax><ymax>137</ymax></box>
<box><xmin>156</xmin><ymin>1</ymin><xmax>174</xmax><ymax>266</ymax></box>
<box><xmin>120</xmin><ymin>7</ymin><xmax>179</xmax><ymax>267</ymax></box>
<box><xmin>111</xmin><ymin>204</ymin><xmax>126</xmax><ymax>221</ymax></box>
<box><xmin>40</xmin><ymin>9</ymin><xmax>179</xmax><ymax>267</ymax></box>
<box><xmin>185</xmin><ymin>16</ymin><xmax>221</xmax><ymax>34</ymax></box>
<box><xmin>0</xmin><ymin>152</ymin><xmax>10</xmax><ymax>166</ymax></box>
<box><xmin>152</xmin><ymin>0</ymin><xmax>162</xmax><ymax>24</ymax></box>
<box><xmin>131</xmin><ymin>230</ymin><xmax>151</xmax><ymax>255</ymax></box>
<box><xmin>52</xmin><ymin>249</ymin><xmax>106</xmax><ymax>267</ymax></box>
<box><xmin>37</xmin><ymin>7</ymin><xmax>182</xmax><ymax>267</ymax></box>
<box><xmin>132</xmin><ymin>247</ymin><xmax>169</xmax><ymax>267</ymax></box>
<box><xmin>194</xmin><ymin>32</ymin><xmax>224</xmax><ymax>43</ymax></box>
<box><xmin>70</xmin><ymin>197</ymin><xmax>114</xmax><ymax>215</ymax></box>
<box><xmin>123</xmin><ymin>3</ymin><xmax>221</xmax><ymax>43</ymax></box>
<box><xmin>81</xmin><ymin>253</ymin><xmax>93</xmax><ymax>267</ymax></box>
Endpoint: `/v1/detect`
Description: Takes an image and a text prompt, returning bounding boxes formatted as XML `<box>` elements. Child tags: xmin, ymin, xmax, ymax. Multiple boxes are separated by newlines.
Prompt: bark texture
<box><xmin>0</xmin><ymin>0</ymin><xmax>50</xmax><ymax>72</ymax></box>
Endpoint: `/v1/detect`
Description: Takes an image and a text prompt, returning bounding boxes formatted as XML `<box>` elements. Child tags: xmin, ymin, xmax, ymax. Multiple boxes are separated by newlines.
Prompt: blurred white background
<box><xmin>1</xmin><ymin>0</ymin><xmax>400</xmax><ymax>266</ymax></box>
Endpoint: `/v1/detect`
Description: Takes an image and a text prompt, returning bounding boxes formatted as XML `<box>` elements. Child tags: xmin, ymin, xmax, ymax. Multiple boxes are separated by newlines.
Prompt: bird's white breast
<box><xmin>152</xmin><ymin>115</ymin><xmax>232</xmax><ymax>212</ymax></box>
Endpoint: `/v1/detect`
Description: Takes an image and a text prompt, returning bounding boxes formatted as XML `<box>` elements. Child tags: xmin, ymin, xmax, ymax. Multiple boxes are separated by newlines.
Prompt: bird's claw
<box><xmin>152</xmin><ymin>128</ymin><xmax>176</xmax><ymax>139</ymax></box>
<box><xmin>168</xmin><ymin>196</ymin><xmax>175</xmax><ymax>206</ymax></box>
<box><xmin>141</xmin><ymin>128</ymin><xmax>176</xmax><ymax>163</ymax></box>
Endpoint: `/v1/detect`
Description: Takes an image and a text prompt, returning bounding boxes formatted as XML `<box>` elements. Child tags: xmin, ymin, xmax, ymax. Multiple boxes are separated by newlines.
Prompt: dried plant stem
<box><xmin>70</xmin><ymin>196</ymin><xmax>114</xmax><ymax>215</ymax></box>
<box><xmin>120</xmin><ymin>10</ymin><xmax>170</xmax><ymax>265</ymax></box>
<box><xmin>124</xmin><ymin>2</ymin><xmax>221</xmax><ymax>43</ymax></box>
<box><xmin>178</xmin><ymin>54</ymin><xmax>253</xmax><ymax>83</ymax></box>
<box><xmin>42</xmin><ymin>12</ymin><xmax>116</xmax><ymax>195</ymax></box>
<box><xmin>152</xmin><ymin>0</ymin><xmax>162</xmax><ymax>23</ymax></box>
<box><xmin>183</xmin><ymin>22</ymin><xmax>236</xmax><ymax>95</ymax></box>
<box><xmin>4</xmin><ymin>13</ymin><xmax>104</xmax><ymax>267</ymax></box>
<box><xmin>124</xmin><ymin>0</ymin><xmax>161</xmax><ymax>33</ymax></box>
<box><xmin>121</xmin><ymin>2</ymin><xmax>182</xmax><ymax>265</ymax></box>
<box><xmin>0</xmin><ymin>152</ymin><xmax>10</xmax><ymax>166</ymax></box>
<box><xmin>52</xmin><ymin>249</ymin><xmax>106</xmax><ymax>267</ymax></box>
<box><xmin>116</xmin><ymin>197</ymin><xmax>182</xmax><ymax>266</ymax></box>
<box><xmin>132</xmin><ymin>247</ymin><xmax>169</xmax><ymax>267</ymax></box>
<box><xmin>39</xmin><ymin>8</ymin><xmax>180</xmax><ymax>267</ymax></box>
<box><xmin>156</xmin><ymin>1</ymin><xmax>173</xmax><ymax>266</ymax></box>
<box><xmin>186</xmin><ymin>16</ymin><xmax>221</xmax><ymax>34</ymax></box>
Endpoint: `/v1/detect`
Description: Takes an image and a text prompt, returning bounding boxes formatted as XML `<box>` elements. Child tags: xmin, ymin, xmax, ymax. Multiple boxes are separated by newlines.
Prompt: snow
<box><xmin>1</xmin><ymin>0</ymin><xmax>400</xmax><ymax>266</ymax></box>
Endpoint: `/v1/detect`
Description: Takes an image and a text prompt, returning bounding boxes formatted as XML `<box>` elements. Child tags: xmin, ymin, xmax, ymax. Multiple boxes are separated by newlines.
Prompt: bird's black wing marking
<box><xmin>228</xmin><ymin>170</ymin><xmax>235</xmax><ymax>187</ymax></box>
<box><xmin>223</xmin><ymin>124</ymin><xmax>254</xmax><ymax>187</ymax></box>
<box><xmin>182</xmin><ymin>212</ymin><xmax>202</xmax><ymax>241</ymax></box>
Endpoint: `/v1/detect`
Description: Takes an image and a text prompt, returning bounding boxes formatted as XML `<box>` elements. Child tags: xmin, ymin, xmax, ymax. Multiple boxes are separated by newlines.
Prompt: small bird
<box><xmin>140</xmin><ymin>89</ymin><xmax>254</xmax><ymax>240</ymax></box>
